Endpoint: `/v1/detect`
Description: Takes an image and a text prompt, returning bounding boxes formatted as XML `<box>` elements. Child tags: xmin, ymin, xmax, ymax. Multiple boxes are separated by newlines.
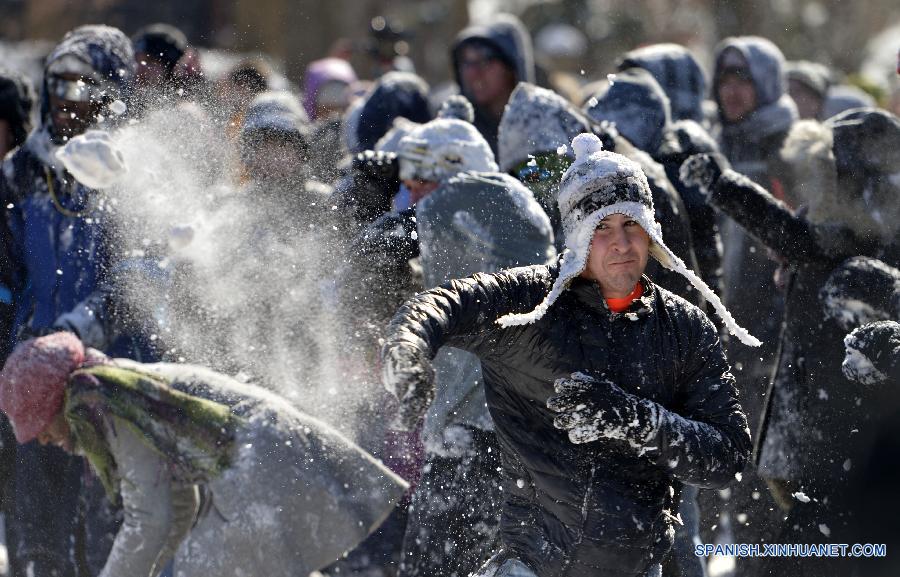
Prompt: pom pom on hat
<box><xmin>571</xmin><ymin>132</ymin><xmax>604</xmax><ymax>160</ymax></box>
<box><xmin>0</xmin><ymin>333</ymin><xmax>85</xmax><ymax>443</ymax></box>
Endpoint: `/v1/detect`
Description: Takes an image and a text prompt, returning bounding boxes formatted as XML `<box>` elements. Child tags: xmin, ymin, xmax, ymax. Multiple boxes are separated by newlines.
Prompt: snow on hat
<box><xmin>497</xmin><ymin>132</ymin><xmax>761</xmax><ymax>347</ymax></box>
<box><xmin>0</xmin><ymin>332</ymin><xmax>85</xmax><ymax>443</ymax></box>
<box><xmin>397</xmin><ymin>115</ymin><xmax>498</xmax><ymax>183</ymax></box>
<box><xmin>617</xmin><ymin>43</ymin><xmax>708</xmax><ymax>123</ymax></box>
<box><xmin>497</xmin><ymin>82</ymin><xmax>592</xmax><ymax>173</ymax></box>
<box><xmin>584</xmin><ymin>68</ymin><xmax>671</xmax><ymax>154</ymax></box>
<box><xmin>821</xmin><ymin>257</ymin><xmax>900</xmax><ymax>331</ymax></box>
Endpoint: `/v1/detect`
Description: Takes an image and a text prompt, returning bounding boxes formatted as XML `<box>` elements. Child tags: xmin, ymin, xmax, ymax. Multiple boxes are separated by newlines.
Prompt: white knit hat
<box><xmin>497</xmin><ymin>132</ymin><xmax>761</xmax><ymax>348</ymax></box>
<box><xmin>397</xmin><ymin>118</ymin><xmax>498</xmax><ymax>183</ymax></box>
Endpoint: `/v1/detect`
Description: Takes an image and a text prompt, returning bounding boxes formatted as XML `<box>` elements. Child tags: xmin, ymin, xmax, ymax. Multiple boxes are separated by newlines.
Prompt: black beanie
<box><xmin>0</xmin><ymin>71</ymin><xmax>34</xmax><ymax>149</ymax></box>
<box><xmin>133</xmin><ymin>23</ymin><xmax>188</xmax><ymax>73</ymax></box>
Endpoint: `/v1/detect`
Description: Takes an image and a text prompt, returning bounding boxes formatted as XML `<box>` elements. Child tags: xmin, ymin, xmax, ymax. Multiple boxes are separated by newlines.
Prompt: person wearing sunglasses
<box><xmin>497</xmin><ymin>83</ymin><xmax>588</xmax><ymax>248</ymax></box>
<box><xmin>0</xmin><ymin>25</ymin><xmax>148</xmax><ymax>577</ymax></box>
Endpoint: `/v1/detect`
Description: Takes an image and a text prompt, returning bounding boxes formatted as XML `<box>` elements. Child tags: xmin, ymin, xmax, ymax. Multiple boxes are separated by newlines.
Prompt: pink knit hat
<box><xmin>0</xmin><ymin>332</ymin><xmax>85</xmax><ymax>443</ymax></box>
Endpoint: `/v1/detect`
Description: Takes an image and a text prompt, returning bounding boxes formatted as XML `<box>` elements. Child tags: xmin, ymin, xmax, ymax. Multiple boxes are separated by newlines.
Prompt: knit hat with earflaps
<box><xmin>497</xmin><ymin>132</ymin><xmax>762</xmax><ymax>348</ymax></box>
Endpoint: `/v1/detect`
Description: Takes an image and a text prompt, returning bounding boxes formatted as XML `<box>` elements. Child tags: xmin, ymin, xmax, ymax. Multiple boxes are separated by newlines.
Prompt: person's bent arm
<box><xmin>649</xmin><ymin>312</ymin><xmax>752</xmax><ymax>488</ymax></box>
<box><xmin>381</xmin><ymin>264</ymin><xmax>555</xmax><ymax>427</ymax></box>
<box><xmin>98</xmin><ymin>416</ymin><xmax>182</xmax><ymax>577</ymax></box>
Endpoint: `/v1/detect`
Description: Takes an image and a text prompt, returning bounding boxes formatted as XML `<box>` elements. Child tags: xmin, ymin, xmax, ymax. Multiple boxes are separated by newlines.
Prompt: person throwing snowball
<box><xmin>381</xmin><ymin>133</ymin><xmax>757</xmax><ymax>577</ymax></box>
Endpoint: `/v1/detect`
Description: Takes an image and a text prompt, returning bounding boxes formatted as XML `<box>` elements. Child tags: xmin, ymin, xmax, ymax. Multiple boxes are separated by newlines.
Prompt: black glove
<box><xmin>546</xmin><ymin>372</ymin><xmax>661</xmax><ymax>448</ymax></box>
<box><xmin>842</xmin><ymin>321</ymin><xmax>900</xmax><ymax>385</ymax></box>
<box><xmin>678</xmin><ymin>153</ymin><xmax>730</xmax><ymax>199</ymax></box>
<box><xmin>382</xmin><ymin>345</ymin><xmax>435</xmax><ymax>431</ymax></box>
<box><xmin>350</xmin><ymin>150</ymin><xmax>400</xmax><ymax>223</ymax></box>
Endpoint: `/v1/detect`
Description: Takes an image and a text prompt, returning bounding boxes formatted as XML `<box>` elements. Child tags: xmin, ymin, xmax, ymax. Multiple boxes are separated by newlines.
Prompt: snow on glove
<box><xmin>842</xmin><ymin>320</ymin><xmax>900</xmax><ymax>385</ymax></box>
<box><xmin>353</xmin><ymin>150</ymin><xmax>400</xmax><ymax>195</ymax></box>
<box><xmin>382</xmin><ymin>345</ymin><xmax>435</xmax><ymax>431</ymax></box>
<box><xmin>350</xmin><ymin>150</ymin><xmax>401</xmax><ymax>224</ymax></box>
<box><xmin>547</xmin><ymin>372</ymin><xmax>661</xmax><ymax>449</ymax></box>
<box><xmin>678</xmin><ymin>153</ymin><xmax>730</xmax><ymax>198</ymax></box>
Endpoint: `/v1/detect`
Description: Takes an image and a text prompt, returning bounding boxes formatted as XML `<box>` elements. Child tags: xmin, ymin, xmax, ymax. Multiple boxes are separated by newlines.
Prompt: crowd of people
<box><xmin>0</xmin><ymin>13</ymin><xmax>897</xmax><ymax>577</ymax></box>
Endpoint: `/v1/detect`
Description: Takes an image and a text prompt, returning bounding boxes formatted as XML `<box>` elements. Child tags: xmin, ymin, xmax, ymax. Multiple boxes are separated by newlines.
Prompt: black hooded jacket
<box><xmin>705</xmin><ymin>168</ymin><xmax>895</xmax><ymax>494</ymax></box>
<box><xmin>383</xmin><ymin>263</ymin><xmax>750</xmax><ymax>576</ymax></box>
<box><xmin>452</xmin><ymin>15</ymin><xmax>535</xmax><ymax>154</ymax></box>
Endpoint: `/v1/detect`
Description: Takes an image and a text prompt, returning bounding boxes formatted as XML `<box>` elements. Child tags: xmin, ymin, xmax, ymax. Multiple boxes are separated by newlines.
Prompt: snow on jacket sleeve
<box><xmin>98</xmin><ymin>416</ymin><xmax>196</xmax><ymax>577</ymax></box>
<box><xmin>647</xmin><ymin>310</ymin><xmax>752</xmax><ymax>488</ymax></box>
<box><xmin>709</xmin><ymin>168</ymin><xmax>865</xmax><ymax>264</ymax></box>
<box><xmin>383</xmin><ymin>264</ymin><xmax>556</xmax><ymax>361</ymax></box>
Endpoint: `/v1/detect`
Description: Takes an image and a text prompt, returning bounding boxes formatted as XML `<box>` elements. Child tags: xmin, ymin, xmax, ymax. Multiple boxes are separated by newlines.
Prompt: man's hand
<box><xmin>678</xmin><ymin>153</ymin><xmax>730</xmax><ymax>198</ymax></box>
<box><xmin>382</xmin><ymin>346</ymin><xmax>435</xmax><ymax>431</ymax></box>
<box><xmin>546</xmin><ymin>372</ymin><xmax>661</xmax><ymax>448</ymax></box>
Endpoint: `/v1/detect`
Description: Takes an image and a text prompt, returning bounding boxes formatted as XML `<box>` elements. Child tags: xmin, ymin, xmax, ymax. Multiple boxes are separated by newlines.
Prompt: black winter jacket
<box><xmin>707</xmin><ymin>170</ymin><xmax>897</xmax><ymax>492</ymax></box>
<box><xmin>383</xmin><ymin>265</ymin><xmax>750</xmax><ymax>577</ymax></box>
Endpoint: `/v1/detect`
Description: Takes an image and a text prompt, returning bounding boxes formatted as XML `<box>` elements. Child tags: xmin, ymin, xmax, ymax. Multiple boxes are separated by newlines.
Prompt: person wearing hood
<box><xmin>0</xmin><ymin>69</ymin><xmax>33</xmax><ymax>353</ymax></box>
<box><xmin>0</xmin><ymin>25</ymin><xmax>156</xmax><ymax>577</ymax></box>
<box><xmin>616</xmin><ymin>43</ymin><xmax>709</xmax><ymax>125</ymax></box>
<box><xmin>496</xmin><ymin>82</ymin><xmax>591</xmax><ymax>245</ymax></box>
<box><xmin>681</xmin><ymin>108</ymin><xmax>900</xmax><ymax>572</ymax></box>
<box><xmin>0</xmin><ymin>332</ymin><xmax>406</xmax><ymax>577</ymax></box>
<box><xmin>388</xmin><ymin>106</ymin><xmax>554</xmax><ymax>577</ymax></box>
<box><xmin>381</xmin><ymin>132</ymin><xmax>755</xmax><ymax>577</ymax></box>
<box><xmin>821</xmin><ymin>257</ymin><xmax>900</xmax><ymax>577</ymax></box>
<box><xmin>708</xmin><ymin>37</ymin><xmax>798</xmax><ymax>494</ymax></box>
<box><xmin>785</xmin><ymin>60</ymin><xmax>832</xmax><ymax>120</ymax></box>
<box><xmin>613</xmin><ymin>46</ymin><xmax>729</xmax><ymax>293</ymax></box>
<box><xmin>0</xmin><ymin>66</ymin><xmax>35</xmax><ymax>577</ymax></box>
<box><xmin>451</xmin><ymin>14</ymin><xmax>535</xmax><ymax>155</ymax></box>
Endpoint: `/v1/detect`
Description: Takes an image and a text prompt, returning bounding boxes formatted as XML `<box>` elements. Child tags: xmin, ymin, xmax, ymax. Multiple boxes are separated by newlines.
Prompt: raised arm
<box><xmin>680</xmin><ymin>154</ymin><xmax>868</xmax><ymax>264</ymax></box>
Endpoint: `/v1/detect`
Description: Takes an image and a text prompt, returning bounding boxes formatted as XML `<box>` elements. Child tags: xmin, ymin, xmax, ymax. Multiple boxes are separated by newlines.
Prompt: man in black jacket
<box><xmin>381</xmin><ymin>133</ymin><xmax>756</xmax><ymax>577</ymax></box>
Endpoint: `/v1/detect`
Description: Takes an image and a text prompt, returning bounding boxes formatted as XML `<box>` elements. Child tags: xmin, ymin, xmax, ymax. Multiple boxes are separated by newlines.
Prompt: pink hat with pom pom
<box><xmin>0</xmin><ymin>332</ymin><xmax>85</xmax><ymax>443</ymax></box>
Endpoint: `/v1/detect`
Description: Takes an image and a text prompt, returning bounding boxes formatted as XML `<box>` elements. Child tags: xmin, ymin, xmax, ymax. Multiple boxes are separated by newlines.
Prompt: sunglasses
<box><xmin>513</xmin><ymin>153</ymin><xmax>573</xmax><ymax>184</ymax></box>
<box><xmin>47</xmin><ymin>76</ymin><xmax>107</xmax><ymax>103</ymax></box>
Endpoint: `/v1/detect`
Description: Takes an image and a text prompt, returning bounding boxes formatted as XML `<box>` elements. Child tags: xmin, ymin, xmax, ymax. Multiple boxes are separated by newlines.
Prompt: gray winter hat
<box><xmin>713</xmin><ymin>37</ymin><xmax>787</xmax><ymax>109</ymax></box>
<box><xmin>497</xmin><ymin>82</ymin><xmax>592</xmax><ymax>173</ymax></box>
<box><xmin>497</xmin><ymin>132</ymin><xmax>761</xmax><ymax>347</ymax></box>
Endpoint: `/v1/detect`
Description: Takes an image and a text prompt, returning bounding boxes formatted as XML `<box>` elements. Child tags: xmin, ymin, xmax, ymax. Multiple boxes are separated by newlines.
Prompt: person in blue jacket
<box><xmin>0</xmin><ymin>25</ymin><xmax>157</xmax><ymax>577</ymax></box>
